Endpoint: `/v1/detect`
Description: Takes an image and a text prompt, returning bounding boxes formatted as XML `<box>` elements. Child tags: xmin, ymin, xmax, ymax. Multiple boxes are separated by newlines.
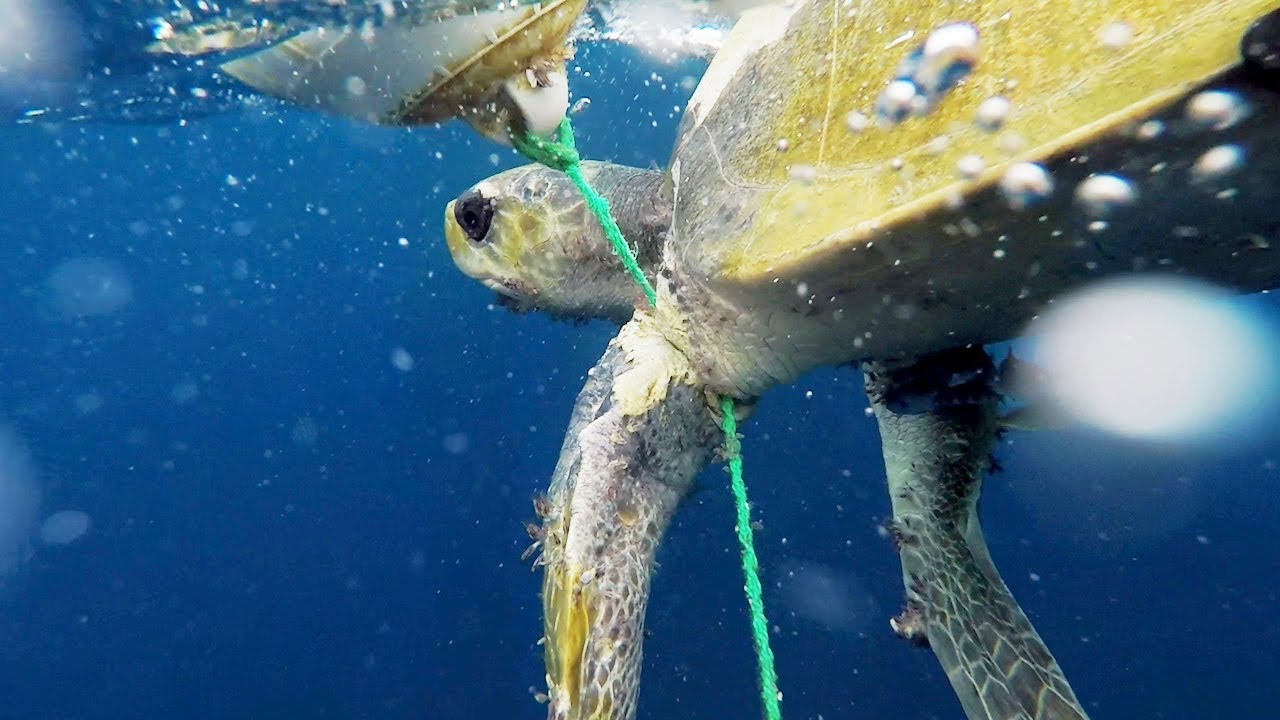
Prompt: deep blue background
<box><xmin>1</xmin><ymin>42</ymin><xmax>1278</xmax><ymax>720</ymax></box>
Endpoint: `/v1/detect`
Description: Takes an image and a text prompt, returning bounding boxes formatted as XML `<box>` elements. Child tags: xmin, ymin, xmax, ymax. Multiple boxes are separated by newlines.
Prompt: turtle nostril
<box><xmin>454</xmin><ymin>190</ymin><xmax>495</xmax><ymax>243</ymax></box>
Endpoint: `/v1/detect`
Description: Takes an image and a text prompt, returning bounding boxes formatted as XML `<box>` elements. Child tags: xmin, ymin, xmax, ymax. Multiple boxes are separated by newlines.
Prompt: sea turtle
<box><xmin>218</xmin><ymin>0</ymin><xmax>589</xmax><ymax>141</ymax></box>
<box><xmin>443</xmin><ymin>1</ymin><xmax>1280</xmax><ymax>719</ymax></box>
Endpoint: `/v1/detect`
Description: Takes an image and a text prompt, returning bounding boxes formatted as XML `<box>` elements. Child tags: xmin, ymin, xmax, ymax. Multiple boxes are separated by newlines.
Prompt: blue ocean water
<box><xmin>1</xmin><ymin>17</ymin><xmax>1279</xmax><ymax>720</ymax></box>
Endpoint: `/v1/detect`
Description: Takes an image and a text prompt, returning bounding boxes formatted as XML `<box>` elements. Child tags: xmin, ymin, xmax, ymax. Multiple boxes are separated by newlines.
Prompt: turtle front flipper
<box><xmin>536</xmin><ymin>314</ymin><xmax>719</xmax><ymax>720</ymax></box>
<box><xmin>864</xmin><ymin>348</ymin><xmax>1088</xmax><ymax>720</ymax></box>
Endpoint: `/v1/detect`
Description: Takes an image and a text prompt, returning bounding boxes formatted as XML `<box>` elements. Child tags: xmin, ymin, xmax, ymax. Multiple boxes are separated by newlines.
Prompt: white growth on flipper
<box><xmin>1031</xmin><ymin>277</ymin><xmax>1276</xmax><ymax>441</ymax></box>
<box><xmin>40</xmin><ymin>510</ymin><xmax>90</xmax><ymax>546</ymax></box>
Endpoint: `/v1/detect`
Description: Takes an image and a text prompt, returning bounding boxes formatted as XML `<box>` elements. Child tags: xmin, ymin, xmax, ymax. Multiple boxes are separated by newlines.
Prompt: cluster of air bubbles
<box><xmin>875</xmin><ymin>22</ymin><xmax>979</xmax><ymax>125</ymax></box>
<box><xmin>998</xmin><ymin>162</ymin><xmax>1053</xmax><ymax>210</ymax></box>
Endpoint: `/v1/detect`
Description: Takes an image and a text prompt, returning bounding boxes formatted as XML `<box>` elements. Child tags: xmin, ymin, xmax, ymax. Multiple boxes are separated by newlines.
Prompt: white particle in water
<box><xmin>390</xmin><ymin>346</ymin><xmax>415</xmax><ymax>372</ymax></box>
<box><xmin>171</xmin><ymin>380</ymin><xmax>199</xmax><ymax>404</ymax></box>
<box><xmin>442</xmin><ymin>433</ymin><xmax>469</xmax><ymax>455</ymax></box>
<box><xmin>344</xmin><ymin>76</ymin><xmax>367</xmax><ymax>96</ymax></box>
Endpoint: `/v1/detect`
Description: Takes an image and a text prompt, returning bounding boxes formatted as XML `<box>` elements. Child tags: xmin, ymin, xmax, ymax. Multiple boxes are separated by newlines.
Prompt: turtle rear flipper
<box><xmin>866</xmin><ymin>349</ymin><xmax>1089</xmax><ymax>720</ymax></box>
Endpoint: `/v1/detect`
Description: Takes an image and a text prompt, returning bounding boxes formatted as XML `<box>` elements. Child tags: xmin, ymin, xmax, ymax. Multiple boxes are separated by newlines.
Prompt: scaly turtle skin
<box><xmin>444</xmin><ymin>2</ymin><xmax>1280</xmax><ymax>719</ymax></box>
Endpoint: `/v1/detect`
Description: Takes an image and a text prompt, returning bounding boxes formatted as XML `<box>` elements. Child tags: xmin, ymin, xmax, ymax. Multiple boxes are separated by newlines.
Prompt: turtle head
<box><xmin>444</xmin><ymin>162</ymin><xmax>669</xmax><ymax>323</ymax></box>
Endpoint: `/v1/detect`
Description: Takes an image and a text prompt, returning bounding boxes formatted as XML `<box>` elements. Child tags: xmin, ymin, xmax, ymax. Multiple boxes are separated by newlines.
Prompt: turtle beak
<box><xmin>443</xmin><ymin>198</ymin><xmax>525</xmax><ymax>303</ymax></box>
<box><xmin>443</xmin><ymin>199</ymin><xmax>467</xmax><ymax>261</ymax></box>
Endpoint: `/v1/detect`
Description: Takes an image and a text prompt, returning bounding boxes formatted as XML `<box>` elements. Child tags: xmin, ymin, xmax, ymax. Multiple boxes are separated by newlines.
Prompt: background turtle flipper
<box><xmin>865</xmin><ymin>350</ymin><xmax>1089</xmax><ymax>720</ymax></box>
<box><xmin>536</xmin><ymin>326</ymin><xmax>719</xmax><ymax>720</ymax></box>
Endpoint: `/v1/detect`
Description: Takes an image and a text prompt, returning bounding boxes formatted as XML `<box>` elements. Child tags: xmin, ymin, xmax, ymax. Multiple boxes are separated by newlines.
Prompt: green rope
<box><xmin>513</xmin><ymin>117</ymin><xmax>781</xmax><ymax>720</ymax></box>
<box><xmin>719</xmin><ymin>395</ymin><xmax>782</xmax><ymax>720</ymax></box>
<box><xmin>512</xmin><ymin>119</ymin><xmax>657</xmax><ymax>307</ymax></box>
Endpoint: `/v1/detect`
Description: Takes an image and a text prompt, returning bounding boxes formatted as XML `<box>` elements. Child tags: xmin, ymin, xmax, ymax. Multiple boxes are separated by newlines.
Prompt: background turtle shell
<box><xmin>221</xmin><ymin>0</ymin><xmax>584</xmax><ymax>127</ymax></box>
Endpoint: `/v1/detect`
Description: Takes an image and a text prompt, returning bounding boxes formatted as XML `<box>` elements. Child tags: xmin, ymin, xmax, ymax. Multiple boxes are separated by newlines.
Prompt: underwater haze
<box><xmin>2</xmin><ymin>4</ymin><xmax>1280</xmax><ymax>720</ymax></box>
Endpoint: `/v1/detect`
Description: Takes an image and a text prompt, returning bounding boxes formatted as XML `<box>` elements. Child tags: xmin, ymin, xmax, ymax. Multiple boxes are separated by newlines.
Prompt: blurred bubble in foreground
<box><xmin>0</xmin><ymin>426</ymin><xmax>40</xmax><ymax>576</ymax></box>
<box><xmin>0</xmin><ymin>0</ymin><xmax>83</xmax><ymax>103</ymax></box>
<box><xmin>39</xmin><ymin>509</ymin><xmax>90</xmax><ymax>546</ymax></box>
<box><xmin>1030</xmin><ymin>276</ymin><xmax>1278</xmax><ymax>441</ymax></box>
<box><xmin>777</xmin><ymin>560</ymin><xmax>877</xmax><ymax>634</ymax></box>
<box><xmin>45</xmin><ymin>257</ymin><xmax>134</xmax><ymax>319</ymax></box>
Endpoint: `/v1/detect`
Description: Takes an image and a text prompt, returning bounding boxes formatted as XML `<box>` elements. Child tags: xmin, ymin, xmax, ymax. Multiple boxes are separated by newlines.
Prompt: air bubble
<box><xmin>999</xmin><ymin>162</ymin><xmax>1054</xmax><ymax>211</ymax></box>
<box><xmin>845</xmin><ymin>110</ymin><xmax>869</xmax><ymax>133</ymax></box>
<box><xmin>1098</xmin><ymin>21</ymin><xmax>1134</xmax><ymax>49</ymax></box>
<box><xmin>1191</xmin><ymin>144</ymin><xmax>1244</xmax><ymax>183</ymax></box>
<box><xmin>1185</xmin><ymin>90</ymin><xmax>1248</xmax><ymax>130</ymax></box>
<box><xmin>789</xmin><ymin>165</ymin><xmax>817</xmax><ymax>183</ymax></box>
<box><xmin>1074</xmin><ymin>174</ymin><xmax>1137</xmax><ymax>217</ymax></box>
<box><xmin>956</xmin><ymin>154</ymin><xmax>985</xmax><ymax>179</ymax></box>
<box><xmin>974</xmin><ymin>96</ymin><xmax>1011</xmax><ymax>131</ymax></box>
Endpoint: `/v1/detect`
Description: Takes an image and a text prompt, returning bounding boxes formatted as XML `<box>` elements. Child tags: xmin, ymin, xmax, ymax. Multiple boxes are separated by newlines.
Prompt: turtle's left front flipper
<box><xmin>535</xmin><ymin>314</ymin><xmax>720</xmax><ymax>720</ymax></box>
<box><xmin>864</xmin><ymin>348</ymin><xmax>1088</xmax><ymax>720</ymax></box>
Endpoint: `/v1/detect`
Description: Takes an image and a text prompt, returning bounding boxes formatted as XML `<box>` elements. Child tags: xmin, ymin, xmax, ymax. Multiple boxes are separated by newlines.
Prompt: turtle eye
<box><xmin>454</xmin><ymin>190</ymin><xmax>494</xmax><ymax>243</ymax></box>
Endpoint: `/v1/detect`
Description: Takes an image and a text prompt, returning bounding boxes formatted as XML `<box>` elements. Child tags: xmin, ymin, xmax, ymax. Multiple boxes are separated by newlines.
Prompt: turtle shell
<box><xmin>220</xmin><ymin>0</ymin><xmax>584</xmax><ymax>130</ymax></box>
<box><xmin>665</xmin><ymin>0</ymin><xmax>1280</xmax><ymax>389</ymax></box>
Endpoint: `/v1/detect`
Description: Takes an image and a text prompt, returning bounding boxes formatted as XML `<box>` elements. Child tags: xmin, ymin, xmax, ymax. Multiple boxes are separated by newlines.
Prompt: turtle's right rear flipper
<box><xmin>864</xmin><ymin>349</ymin><xmax>1090</xmax><ymax>720</ymax></box>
